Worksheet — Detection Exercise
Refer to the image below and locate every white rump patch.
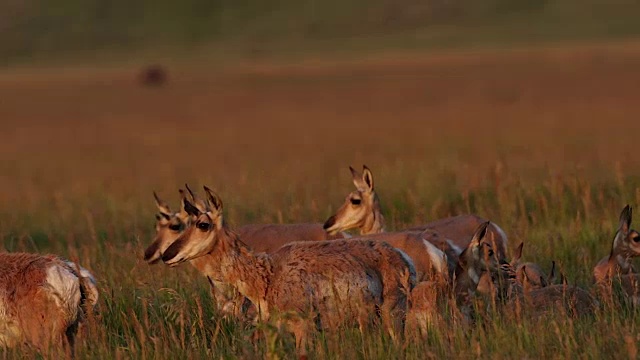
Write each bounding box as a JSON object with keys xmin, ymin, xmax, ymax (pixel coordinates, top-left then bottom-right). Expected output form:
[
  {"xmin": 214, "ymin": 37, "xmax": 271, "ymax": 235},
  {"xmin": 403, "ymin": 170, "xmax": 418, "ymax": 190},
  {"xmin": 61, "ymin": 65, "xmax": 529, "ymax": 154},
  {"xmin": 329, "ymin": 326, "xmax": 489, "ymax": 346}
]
[
  {"xmin": 46, "ymin": 264, "xmax": 82, "ymax": 320},
  {"xmin": 422, "ymin": 239, "xmax": 448, "ymax": 275},
  {"xmin": 65, "ymin": 261, "xmax": 99, "ymax": 306},
  {"xmin": 445, "ymin": 239, "xmax": 464, "ymax": 256}
]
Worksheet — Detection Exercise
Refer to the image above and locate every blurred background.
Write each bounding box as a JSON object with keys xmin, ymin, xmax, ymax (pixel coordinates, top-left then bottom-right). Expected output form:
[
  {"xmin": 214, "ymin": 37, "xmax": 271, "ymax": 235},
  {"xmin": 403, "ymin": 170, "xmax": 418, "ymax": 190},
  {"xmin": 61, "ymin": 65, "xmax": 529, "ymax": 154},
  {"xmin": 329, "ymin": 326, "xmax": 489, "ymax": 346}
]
[
  {"xmin": 1, "ymin": 1, "xmax": 640, "ymax": 357},
  {"xmin": 2, "ymin": 0, "xmax": 640, "ymax": 65},
  {"xmin": 1, "ymin": 0, "xmax": 640, "ymax": 247}
]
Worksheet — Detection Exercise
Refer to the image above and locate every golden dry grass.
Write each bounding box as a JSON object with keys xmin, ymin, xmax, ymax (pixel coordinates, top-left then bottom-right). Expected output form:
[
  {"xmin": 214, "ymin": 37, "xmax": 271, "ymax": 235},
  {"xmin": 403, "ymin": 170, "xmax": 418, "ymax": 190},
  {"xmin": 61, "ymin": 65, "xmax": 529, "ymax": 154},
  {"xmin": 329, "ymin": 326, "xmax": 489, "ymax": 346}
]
[{"xmin": 1, "ymin": 41, "xmax": 640, "ymax": 358}]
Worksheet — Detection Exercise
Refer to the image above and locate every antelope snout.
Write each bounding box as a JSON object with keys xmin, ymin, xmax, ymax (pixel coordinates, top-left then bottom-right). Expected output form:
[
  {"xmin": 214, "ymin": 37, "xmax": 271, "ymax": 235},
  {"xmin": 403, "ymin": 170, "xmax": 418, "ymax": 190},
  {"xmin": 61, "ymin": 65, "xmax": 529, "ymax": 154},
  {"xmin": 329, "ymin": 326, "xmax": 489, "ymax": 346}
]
[
  {"xmin": 323, "ymin": 215, "xmax": 337, "ymax": 232},
  {"xmin": 143, "ymin": 243, "xmax": 161, "ymax": 264},
  {"xmin": 161, "ymin": 245, "xmax": 184, "ymax": 266}
]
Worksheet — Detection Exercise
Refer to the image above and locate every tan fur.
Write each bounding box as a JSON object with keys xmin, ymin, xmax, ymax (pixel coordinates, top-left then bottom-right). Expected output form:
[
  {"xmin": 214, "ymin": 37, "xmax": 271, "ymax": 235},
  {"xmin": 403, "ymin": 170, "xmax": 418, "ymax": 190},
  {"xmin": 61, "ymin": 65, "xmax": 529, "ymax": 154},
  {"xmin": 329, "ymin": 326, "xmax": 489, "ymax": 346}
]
[
  {"xmin": 0, "ymin": 252, "xmax": 97, "ymax": 353},
  {"xmin": 324, "ymin": 165, "xmax": 508, "ymax": 260},
  {"xmin": 518, "ymin": 285, "xmax": 597, "ymax": 318},
  {"xmin": 597, "ymin": 273, "xmax": 640, "ymax": 307},
  {"xmin": 405, "ymin": 281, "xmax": 441, "ymax": 338},
  {"xmin": 408, "ymin": 222, "xmax": 501, "ymax": 330},
  {"xmin": 499, "ymin": 262, "xmax": 597, "ymax": 318},
  {"xmin": 161, "ymin": 187, "xmax": 414, "ymax": 355},
  {"xmin": 238, "ymin": 223, "xmax": 343, "ymax": 253},
  {"xmin": 593, "ymin": 205, "xmax": 640, "ymax": 284},
  {"xmin": 144, "ymin": 191, "xmax": 343, "ymax": 319},
  {"xmin": 323, "ymin": 165, "xmax": 508, "ymax": 295},
  {"xmin": 510, "ymin": 242, "xmax": 554, "ymax": 292}
]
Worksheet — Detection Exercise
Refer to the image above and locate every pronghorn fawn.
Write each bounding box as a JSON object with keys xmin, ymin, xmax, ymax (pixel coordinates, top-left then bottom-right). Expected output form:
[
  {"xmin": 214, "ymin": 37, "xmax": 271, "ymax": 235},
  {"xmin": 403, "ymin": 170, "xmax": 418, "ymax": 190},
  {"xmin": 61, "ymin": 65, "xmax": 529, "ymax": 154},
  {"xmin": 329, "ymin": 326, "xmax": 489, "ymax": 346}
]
[
  {"xmin": 323, "ymin": 165, "xmax": 508, "ymax": 289},
  {"xmin": 143, "ymin": 187, "xmax": 347, "ymax": 318},
  {"xmin": 161, "ymin": 187, "xmax": 415, "ymax": 356},
  {"xmin": 407, "ymin": 222, "xmax": 504, "ymax": 333},
  {"xmin": 593, "ymin": 205, "xmax": 640, "ymax": 283},
  {"xmin": 593, "ymin": 205, "xmax": 640, "ymax": 306},
  {"xmin": 498, "ymin": 262, "xmax": 598, "ymax": 318},
  {"xmin": 0, "ymin": 252, "xmax": 98, "ymax": 354},
  {"xmin": 509, "ymin": 242, "xmax": 556, "ymax": 292}
]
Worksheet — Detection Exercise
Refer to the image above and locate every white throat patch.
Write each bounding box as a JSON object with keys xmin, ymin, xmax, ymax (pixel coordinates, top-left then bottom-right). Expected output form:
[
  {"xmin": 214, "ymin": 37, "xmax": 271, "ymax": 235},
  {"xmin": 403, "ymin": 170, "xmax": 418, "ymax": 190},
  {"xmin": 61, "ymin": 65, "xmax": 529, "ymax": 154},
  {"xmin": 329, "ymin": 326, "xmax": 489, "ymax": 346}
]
[
  {"xmin": 467, "ymin": 268, "xmax": 481, "ymax": 285},
  {"xmin": 617, "ymin": 255, "xmax": 631, "ymax": 270}
]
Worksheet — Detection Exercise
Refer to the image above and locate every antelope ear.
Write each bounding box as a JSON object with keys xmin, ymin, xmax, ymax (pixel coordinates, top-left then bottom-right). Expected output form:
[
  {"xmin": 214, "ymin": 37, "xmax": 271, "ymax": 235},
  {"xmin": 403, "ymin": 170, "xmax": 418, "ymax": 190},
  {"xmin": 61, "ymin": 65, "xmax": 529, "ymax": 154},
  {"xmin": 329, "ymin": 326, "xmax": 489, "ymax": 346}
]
[
  {"xmin": 178, "ymin": 189, "xmax": 190, "ymax": 217},
  {"xmin": 547, "ymin": 260, "xmax": 557, "ymax": 285},
  {"xmin": 183, "ymin": 197, "xmax": 201, "ymax": 217},
  {"xmin": 155, "ymin": 212, "xmax": 170, "ymax": 221},
  {"xmin": 511, "ymin": 242, "xmax": 524, "ymax": 266},
  {"xmin": 619, "ymin": 204, "xmax": 632, "ymax": 235},
  {"xmin": 470, "ymin": 221, "xmax": 490, "ymax": 247},
  {"xmin": 153, "ymin": 191, "xmax": 172, "ymax": 216},
  {"xmin": 560, "ymin": 271, "xmax": 568, "ymax": 286},
  {"xmin": 361, "ymin": 165, "xmax": 374, "ymax": 192},
  {"xmin": 204, "ymin": 186, "xmax": 223, "ymax": 213},
  {"xmin": 185, "ymin": 183, "xmax": 197, "ymax": 202},
  {"xmin": 186, "ymin": 183, "xmax": 209, "ymax": 212},
  {"xmin": 538, "ymin": 275, "xmax": 547, "ymax": 287}
]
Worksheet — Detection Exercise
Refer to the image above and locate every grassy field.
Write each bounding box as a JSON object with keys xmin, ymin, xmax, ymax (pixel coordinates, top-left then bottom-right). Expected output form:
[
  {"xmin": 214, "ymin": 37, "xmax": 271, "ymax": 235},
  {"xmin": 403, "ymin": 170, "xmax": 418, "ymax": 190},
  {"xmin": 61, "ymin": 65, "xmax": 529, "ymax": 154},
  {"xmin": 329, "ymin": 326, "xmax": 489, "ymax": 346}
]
[{"xmin": 1, "ymin": 41, "xmax": 640, "ymax": 358}]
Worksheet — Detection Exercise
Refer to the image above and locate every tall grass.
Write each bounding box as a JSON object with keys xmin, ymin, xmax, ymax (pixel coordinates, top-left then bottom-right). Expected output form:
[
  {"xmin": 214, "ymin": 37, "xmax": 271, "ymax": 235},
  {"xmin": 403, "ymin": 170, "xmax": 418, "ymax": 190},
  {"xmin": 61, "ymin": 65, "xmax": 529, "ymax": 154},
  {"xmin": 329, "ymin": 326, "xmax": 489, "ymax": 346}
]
[{"xmin": 1, "ymin": 43, "xmax": 640, "ymax": 358}]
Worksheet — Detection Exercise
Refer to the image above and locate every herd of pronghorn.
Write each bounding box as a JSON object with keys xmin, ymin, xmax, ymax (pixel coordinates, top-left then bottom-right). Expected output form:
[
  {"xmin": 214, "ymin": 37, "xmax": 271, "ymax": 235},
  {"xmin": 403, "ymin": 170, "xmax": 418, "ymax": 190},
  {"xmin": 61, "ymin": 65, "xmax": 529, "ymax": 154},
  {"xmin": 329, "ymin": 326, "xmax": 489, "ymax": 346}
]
[{"xmin": 1, "ymin": 166, "xmax": 639, "ymax": 356}]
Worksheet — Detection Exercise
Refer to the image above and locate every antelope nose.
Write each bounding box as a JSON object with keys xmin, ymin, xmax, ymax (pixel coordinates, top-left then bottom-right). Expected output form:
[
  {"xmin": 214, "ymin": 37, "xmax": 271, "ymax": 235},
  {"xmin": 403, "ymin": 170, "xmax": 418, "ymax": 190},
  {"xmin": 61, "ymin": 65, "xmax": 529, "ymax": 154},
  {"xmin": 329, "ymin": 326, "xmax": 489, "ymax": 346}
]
[{"xmin": 323, "ymin": 216, "xmax": 336, "ymax": 230}]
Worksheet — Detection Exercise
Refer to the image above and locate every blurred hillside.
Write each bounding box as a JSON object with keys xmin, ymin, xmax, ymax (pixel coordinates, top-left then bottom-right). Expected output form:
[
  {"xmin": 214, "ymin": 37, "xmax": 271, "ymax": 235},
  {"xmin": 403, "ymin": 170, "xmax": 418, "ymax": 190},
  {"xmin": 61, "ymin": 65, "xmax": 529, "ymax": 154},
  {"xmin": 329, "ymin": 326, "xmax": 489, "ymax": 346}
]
[{"xmin": 2, "ymin": 0, "xmax": 640, "ymax": 65}]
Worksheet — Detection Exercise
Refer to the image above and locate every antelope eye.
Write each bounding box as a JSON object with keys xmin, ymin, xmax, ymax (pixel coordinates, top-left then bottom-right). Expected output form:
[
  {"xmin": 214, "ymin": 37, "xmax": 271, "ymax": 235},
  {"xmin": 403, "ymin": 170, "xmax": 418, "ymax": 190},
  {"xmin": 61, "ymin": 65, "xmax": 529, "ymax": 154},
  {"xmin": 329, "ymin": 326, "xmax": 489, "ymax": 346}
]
[
  {"xmin": 197, "ymin": 222, "xmax": 211, "ymax": 231},
  {"xmin": 350, "ymin": 198, "xmax": 362, "ymax": 205},
  {"xmin": 168, "ymin": 223, "xmax": 182, "ymax": 231},
  {"xmin": 488, "ymin": 249, "xmax": 494, "ymax": 257},
  {"xmin": 633, "ymin": 236, "xmax": 640, "ymax": 243}
]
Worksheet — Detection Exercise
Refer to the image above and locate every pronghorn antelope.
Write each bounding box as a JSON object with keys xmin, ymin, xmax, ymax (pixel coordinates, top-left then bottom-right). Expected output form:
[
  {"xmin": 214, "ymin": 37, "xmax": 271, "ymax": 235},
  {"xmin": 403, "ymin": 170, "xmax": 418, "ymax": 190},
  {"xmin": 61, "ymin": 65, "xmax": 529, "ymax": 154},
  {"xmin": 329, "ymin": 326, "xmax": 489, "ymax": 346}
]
[
  {"xmin": 0, "ymin": 252, "xmax": 98, "ymax": 352},
  {"xmin": 323, "ymin": 165, "xmax": 509, "ymax": 260},
  {"xmin": 407, "ymin": 222, "xmax": 504, "ymax": 331},
  {"xmin": 143, "ymin": 188, "xmax": 346, "ymax": 318},
  {"xmin": 510, "ymin": 242, "xmax": 556, "ymax": 292},
  {"xmin": 592, "ymin": 205, "xmax": 640, "ymax": 306},
  {"xmin": 160, "ymin": 187, "xmax": 415, "ymax": 355},
  {"xmin": 144, "ymin": 190, "xmax": 244, "ymax": 317},
  {"xmin": 323, "ymin": 165, "xmax": 507, "ymax": 291},
  {"xmin": 593, "ymin": 205, "xmax": 640, "ymax": 283},
  {"xmin": 498, "ymin": 262, "xmax": 597, "ymax": 318},
  {"xmin": 144, "ymin": 189, "xmax": 343, "ymax": 265}
]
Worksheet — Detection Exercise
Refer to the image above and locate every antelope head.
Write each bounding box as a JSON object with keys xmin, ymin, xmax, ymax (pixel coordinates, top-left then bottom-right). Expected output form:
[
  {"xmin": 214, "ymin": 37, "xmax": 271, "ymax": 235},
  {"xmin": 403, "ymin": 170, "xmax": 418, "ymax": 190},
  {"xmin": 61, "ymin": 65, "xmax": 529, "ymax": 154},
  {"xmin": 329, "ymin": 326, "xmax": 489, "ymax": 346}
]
[
  {"xmin": 143, "ymin": 190, "xmax": 191, "ymax": 264},
  {"xmin": 607, "ymin": 205, "xmax": 640, "ymax": 270},
  {"xmin": 162, "ymin": 186, "xmax": 226, "ymax": 266},
  {"xmin": 323, "ymin": 165, "xmax": 384, "ymax": 235},
  {"xmin": 457, "ymin": 221, "xmax": 506, "ymax": 291},
  {"xmin": 510, "ymin": 242, "xmax": 553, "ymax": 290}
]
